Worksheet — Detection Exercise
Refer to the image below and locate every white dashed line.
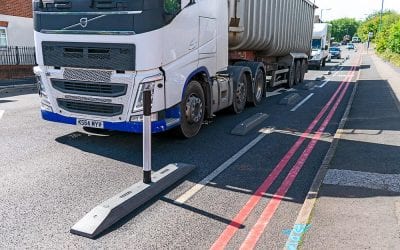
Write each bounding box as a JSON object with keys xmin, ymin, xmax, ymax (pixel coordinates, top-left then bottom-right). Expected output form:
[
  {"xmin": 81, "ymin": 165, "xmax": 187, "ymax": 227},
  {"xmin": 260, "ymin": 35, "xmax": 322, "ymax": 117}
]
[
  {"xmin": 317, "ymin": 80, "xmax": 330, "ymax": 88},
  {"xmin": 0, "ymin": 110, "xmax": 4, "ymax": 120},
  {"xmin": 290, "ymin": 93, "xmax": 314, "ymax": 112},
  {"xmin": 174, "ymin": 130, "xmax": 271, "ymax": 204}
]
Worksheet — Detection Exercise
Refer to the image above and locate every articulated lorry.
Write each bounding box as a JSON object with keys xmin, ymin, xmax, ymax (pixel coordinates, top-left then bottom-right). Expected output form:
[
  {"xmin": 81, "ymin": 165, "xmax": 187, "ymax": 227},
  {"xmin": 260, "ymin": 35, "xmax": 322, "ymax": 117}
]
[{"xmin": 33, "ymin": 0, "xmax": 315, "ymax": 138}]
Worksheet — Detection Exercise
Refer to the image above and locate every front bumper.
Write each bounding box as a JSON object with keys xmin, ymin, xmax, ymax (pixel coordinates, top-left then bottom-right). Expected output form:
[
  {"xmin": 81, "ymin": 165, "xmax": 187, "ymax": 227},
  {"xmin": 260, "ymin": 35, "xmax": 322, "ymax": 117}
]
[{"xmin": 41, "ymin": 110, "xmax": 180, "ymax": 133}]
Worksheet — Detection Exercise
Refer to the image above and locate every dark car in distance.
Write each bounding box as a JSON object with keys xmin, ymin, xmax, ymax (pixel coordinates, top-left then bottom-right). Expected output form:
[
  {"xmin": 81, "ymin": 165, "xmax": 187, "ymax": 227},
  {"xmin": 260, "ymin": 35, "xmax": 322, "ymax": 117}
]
[
  {"xmin": 329, "ymin": 47, "xmax": 342, "ymax": 59},
  {"xmin": 347, "ymin": 43, "xmax": 355, "ymax": 50}
]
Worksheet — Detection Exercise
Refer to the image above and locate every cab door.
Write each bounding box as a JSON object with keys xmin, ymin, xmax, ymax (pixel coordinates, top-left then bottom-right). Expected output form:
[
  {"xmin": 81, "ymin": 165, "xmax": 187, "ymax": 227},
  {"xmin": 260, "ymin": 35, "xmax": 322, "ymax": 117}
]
[
  {"xmin": 162, "ymin": 0, "xmax": 199, "ymax": 66},
  {"xmin": 162, "ymin": 0, "xmax": 200, "ymax": 108}
]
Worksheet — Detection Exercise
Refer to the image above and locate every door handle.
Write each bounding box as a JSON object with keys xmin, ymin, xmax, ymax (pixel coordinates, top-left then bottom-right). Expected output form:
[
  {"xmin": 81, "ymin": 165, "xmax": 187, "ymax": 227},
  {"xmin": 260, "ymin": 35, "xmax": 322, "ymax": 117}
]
[{"xmin": 189, "ymin": 40, "xmax": 197, "ymax": 51}]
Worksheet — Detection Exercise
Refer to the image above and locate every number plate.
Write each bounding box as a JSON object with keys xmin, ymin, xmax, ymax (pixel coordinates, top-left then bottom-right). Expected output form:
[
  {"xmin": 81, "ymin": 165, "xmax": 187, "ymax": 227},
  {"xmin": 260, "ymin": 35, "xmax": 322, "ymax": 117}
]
[{"xmin": 77, "ymin": 119, "xmax": 104, "ymax": 129}]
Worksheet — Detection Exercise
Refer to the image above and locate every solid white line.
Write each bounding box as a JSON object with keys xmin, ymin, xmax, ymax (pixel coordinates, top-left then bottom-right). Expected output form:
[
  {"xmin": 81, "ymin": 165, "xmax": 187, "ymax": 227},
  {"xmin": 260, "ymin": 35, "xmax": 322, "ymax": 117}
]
[
  {"xmin": 0, "ymin": 110, "xmax": 4, "ymax": 120},
  {"xmin": 290, "ymin": 93, "xmax": 314, "ymax": 112},
  {"xmin": 317, "ymin": 80, "xmax": 330, "ymax": 88},
  {"xmin": 324, "ymin": 169, "xmax": 400, "ymax": 193},
  {"xmin": 174, "ymin": 133, "xmax": 267, "ymax": 204}
]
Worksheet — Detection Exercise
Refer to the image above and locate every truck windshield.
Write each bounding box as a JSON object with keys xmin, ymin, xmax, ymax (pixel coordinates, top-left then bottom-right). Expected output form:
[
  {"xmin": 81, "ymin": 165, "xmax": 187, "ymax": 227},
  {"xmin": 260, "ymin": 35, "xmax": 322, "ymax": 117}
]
[{"xmin": 312, "ymin": 39, "xmax": 322, "ymax": 50}]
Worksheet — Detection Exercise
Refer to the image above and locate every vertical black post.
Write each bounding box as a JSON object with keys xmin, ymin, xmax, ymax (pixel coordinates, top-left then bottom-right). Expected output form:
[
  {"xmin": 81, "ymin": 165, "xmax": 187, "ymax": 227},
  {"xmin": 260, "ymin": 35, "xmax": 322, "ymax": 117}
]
[
  {"xmin": 15, "ymin": 46, "xmax": 20, "ymax": 65},
  {"xmin": 143, "ymin": 85, "xmax": 152, "ymax": 184}
]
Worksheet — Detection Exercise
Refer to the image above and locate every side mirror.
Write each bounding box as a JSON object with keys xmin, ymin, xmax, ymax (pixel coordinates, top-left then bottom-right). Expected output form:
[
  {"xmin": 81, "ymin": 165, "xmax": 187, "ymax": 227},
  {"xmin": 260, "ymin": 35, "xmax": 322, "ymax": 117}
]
[{"xmin": 164, "ymin": 0, "xmax": 181, "ymax": 15}]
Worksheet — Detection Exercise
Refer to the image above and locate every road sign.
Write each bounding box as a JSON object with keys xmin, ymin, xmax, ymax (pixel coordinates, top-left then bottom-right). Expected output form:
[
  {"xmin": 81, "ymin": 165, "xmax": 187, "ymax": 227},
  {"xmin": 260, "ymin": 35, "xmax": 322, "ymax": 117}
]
[{"xmin": 368, "ymin": 32, "xmax": 374, "ymax": 38}]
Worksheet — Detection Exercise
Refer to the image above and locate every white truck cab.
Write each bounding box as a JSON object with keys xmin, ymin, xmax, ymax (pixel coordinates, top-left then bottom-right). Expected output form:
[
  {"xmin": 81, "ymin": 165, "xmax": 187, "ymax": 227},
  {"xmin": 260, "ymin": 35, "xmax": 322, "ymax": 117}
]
[{"xmin": 33, "ymin": 0, "xmax": 315, "ymax": 138}]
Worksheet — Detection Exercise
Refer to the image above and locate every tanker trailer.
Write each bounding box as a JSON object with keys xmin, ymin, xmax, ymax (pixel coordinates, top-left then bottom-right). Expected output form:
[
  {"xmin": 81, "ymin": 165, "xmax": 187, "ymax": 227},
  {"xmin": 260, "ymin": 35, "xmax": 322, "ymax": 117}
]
[
  {"xmin": 229, "ymin": 0, "xmax": 315, "ymax": 89},
  {"xmin": 33, "ymin": 0, "xmax": 315, "ymax": 138}
]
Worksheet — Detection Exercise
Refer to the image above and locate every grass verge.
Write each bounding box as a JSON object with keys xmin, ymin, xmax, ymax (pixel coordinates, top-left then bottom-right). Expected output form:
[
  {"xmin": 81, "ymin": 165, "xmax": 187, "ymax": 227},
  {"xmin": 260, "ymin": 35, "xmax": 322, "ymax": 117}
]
[{"xmin": 377, "ymin": 49, "xmax": 400, "ymax": 67}]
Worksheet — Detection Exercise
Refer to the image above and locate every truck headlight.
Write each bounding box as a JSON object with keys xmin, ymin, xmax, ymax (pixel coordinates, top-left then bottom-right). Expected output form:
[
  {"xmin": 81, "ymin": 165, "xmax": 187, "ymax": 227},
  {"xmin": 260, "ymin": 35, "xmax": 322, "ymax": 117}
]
[
  {"xmin": 35, "ymin": 74, "xmax": 47, "ymax": 97},
  {"xmin": 133, "ymin": 74, "xmax": 163, "ymax": 112}
]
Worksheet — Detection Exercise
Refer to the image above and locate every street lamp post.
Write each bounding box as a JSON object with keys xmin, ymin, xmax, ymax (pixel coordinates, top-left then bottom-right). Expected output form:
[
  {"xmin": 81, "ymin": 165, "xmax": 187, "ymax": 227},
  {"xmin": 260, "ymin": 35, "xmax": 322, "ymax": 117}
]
[
  {"xmin": 320, "ymin": 8, "xmax": 331, "ymax": 22},
  {"xmin": 379, "ymin": 0, "xmax": 384, "ymax": 31}
]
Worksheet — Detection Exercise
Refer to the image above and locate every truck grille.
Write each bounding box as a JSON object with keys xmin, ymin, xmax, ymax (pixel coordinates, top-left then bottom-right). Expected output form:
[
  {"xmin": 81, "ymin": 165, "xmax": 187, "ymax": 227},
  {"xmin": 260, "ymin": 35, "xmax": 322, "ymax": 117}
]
[
  {"xmin": 64, "ymin": 68, "xmax": 112, "ymax": 83},
  {"xmin": 57, "ymin": 99, "xmax": 123, "ymax": 117},
  {"xmin": 52, "ymin": 80, "xmax": 127, "ymax": 97}
]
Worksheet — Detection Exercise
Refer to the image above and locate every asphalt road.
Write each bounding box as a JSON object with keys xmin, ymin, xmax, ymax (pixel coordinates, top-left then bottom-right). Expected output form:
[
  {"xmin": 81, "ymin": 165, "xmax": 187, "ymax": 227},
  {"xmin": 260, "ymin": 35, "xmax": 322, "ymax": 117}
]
[{"xmin": 0, "ymin": 47, "xmax": 360, "ymax": 249}]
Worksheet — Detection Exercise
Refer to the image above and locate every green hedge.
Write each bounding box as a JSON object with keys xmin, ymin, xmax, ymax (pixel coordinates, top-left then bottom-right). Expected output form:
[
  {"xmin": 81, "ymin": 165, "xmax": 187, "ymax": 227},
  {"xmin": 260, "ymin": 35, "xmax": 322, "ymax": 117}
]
[{"xmin": 358, "ymin": 11, "xmax": 400, "ymax": 66}]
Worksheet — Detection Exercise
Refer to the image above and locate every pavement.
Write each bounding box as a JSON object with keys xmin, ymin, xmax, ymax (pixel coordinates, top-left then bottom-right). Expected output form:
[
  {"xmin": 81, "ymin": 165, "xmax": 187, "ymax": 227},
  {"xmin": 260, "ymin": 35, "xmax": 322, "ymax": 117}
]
[
  {"xmin": 301, "ymin": 49, "xmax": 400, "ymax": 249},
  {"xmin": 0, "ymin": 48, "xmax": 368, "ymax": 249}
]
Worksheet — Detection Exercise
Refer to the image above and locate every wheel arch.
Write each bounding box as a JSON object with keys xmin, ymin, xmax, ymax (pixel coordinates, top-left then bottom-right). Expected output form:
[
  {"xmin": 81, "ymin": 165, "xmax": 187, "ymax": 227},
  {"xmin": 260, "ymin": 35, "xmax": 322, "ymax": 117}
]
[{"xmin": 182, "ymin": 67, "xmax": 213, "ymax": 119}]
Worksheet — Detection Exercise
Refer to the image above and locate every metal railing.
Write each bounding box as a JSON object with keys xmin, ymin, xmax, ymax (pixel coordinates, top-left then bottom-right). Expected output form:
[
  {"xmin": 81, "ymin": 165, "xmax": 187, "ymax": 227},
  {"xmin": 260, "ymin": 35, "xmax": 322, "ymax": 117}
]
[{"xmin": 0, "ymin": 46, "xmax": 36, "ymax": 65}]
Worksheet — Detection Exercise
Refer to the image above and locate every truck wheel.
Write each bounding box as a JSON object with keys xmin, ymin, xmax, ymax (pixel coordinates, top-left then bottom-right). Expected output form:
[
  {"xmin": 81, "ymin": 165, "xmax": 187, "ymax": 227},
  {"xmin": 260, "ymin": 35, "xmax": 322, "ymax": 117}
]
[
  {"xmin": 178, "ymin": 80, "xmax": 205, "ymax": 138},
  {"xmin": 300, "ymin": 60, "xmax": 307, "ymax": 83},
  {"xmin": 295, "ymin": 60, "xmax": 301, "ymax": 85},
  {"xmin": 286, "ymin": 63, "xmax": 295, "ymax": 88},
  {"xmin": 252, "ymin": 68, "xmax": 266, "ymax": 106},
  {"xmin": 316, "ymin": 61, "xmax": 321, "ymax": 70},
  {"xmin": 231, "ymin": 71, "xmax": 248, "ymax": 114}
]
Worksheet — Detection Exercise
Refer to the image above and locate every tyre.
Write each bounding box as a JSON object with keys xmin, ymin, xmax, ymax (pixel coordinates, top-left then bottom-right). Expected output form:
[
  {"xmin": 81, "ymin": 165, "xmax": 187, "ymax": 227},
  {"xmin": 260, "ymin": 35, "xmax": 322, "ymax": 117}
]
[
  {"xmin": 316, "ymin": 61, "xmax": 322, "ymax": 70},
  {"xmin": 231, "ymin": 70, "xmax": 248, "ymax": 114},
  {"xmin": 233, "ymin": 61, "xmax": 265, "ymax": 107},
  {"xmin": 178, "ymin": 80, "xmax": 205, "ymax": 138},
  {"xmin": 294, "ymin": 60, "xmax": 301, "ymax": 85},
  {"xmin": 286, "ymin": 62, "xmax": 295, "ymax": 88},
  {"xmin": 252, "ymin": 68, "xmax": 266, "ymax": 106},
  {"xmin": 300, "ymin": 59, "xmax": 307, "ymax": 83}
]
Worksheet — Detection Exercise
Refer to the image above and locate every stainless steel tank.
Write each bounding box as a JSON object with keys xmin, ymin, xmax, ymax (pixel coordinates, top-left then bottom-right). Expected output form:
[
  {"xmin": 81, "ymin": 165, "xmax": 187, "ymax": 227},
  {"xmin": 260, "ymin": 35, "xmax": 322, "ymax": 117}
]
[{"xmin": 228, "ymin": 0, "xmax": 315, "ymax": 57}]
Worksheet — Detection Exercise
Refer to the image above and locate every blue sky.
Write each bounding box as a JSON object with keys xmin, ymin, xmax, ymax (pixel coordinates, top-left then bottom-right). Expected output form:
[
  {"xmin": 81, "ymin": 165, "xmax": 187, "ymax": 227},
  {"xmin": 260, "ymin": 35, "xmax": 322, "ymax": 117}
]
[{"xmin": 313, "ymin": 0, "xmax": 400, "ymax": 21}]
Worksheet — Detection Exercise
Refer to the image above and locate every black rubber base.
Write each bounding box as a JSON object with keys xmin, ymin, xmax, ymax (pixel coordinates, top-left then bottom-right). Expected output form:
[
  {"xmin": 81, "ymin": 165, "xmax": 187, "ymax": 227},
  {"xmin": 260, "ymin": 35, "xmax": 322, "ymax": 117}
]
[
  {"xmin": 143, "ymin": 170, "xmax": 152, "ymax": 184},
  {"xmin": 70, "ymin": 163, "xmax": 196, "ymax": 239}
]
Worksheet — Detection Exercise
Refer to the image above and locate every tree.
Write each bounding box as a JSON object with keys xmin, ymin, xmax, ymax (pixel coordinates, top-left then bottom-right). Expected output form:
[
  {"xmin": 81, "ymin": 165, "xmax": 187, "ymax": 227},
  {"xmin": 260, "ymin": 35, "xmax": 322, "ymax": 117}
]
[
  {"xmin": 388, "ymin": 20, "xmax": 400, "ymax": 54},
  {"xmin": 357, "ymin": 10, "xmax": 398, "ymax": 42},
  {"xmin": 358, "ymin": 10, "xmax": 400, "ymax": 66},
  {"xmin": 375, "ymin": 13, "xmax": 400, "ymax": 52},
  {"xmin": 329, "ymin": 18, "xmax": 360, "ymax": 42}
]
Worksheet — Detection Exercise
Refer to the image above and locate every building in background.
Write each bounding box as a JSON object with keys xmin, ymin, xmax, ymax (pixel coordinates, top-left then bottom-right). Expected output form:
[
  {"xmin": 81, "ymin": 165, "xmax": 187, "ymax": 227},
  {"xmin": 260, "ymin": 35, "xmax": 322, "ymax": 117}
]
[
  {"xmin": 0, "ymin": 1, "xmax": 35, "ymax": 81},
  {"xmin": 0, "ymin": 0, "xmax": 33, "ymax": 47}
]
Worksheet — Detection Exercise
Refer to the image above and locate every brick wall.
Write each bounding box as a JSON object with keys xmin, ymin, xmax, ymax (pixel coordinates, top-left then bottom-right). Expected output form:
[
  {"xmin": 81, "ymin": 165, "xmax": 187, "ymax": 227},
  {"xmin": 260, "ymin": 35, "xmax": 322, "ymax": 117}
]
[
  {"xmin": 0, "ymin": 65, "xmax": 34, "ymax": 80},
  {"xmin": 0, "ymin": 0, "xmax": 33, "ymax": 18}
]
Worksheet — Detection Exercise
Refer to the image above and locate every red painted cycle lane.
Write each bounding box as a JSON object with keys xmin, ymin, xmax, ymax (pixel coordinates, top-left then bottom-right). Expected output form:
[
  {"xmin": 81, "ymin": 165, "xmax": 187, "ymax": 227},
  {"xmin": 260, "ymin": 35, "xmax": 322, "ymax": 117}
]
[{"xmin": 210, "ymin": 65, "xmax": 356, "ymax": 250}]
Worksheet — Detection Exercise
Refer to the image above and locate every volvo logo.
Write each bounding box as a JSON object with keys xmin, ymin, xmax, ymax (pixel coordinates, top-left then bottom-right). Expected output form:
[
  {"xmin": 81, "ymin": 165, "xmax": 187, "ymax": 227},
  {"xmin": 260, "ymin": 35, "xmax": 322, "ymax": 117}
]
[
  {"xmin": 79, "ymin": 18, "xmax": 88, "ymax": 28},
  {"xmin": 62, "ymin": 15, "xmax": 106, "ymax": 30}
]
